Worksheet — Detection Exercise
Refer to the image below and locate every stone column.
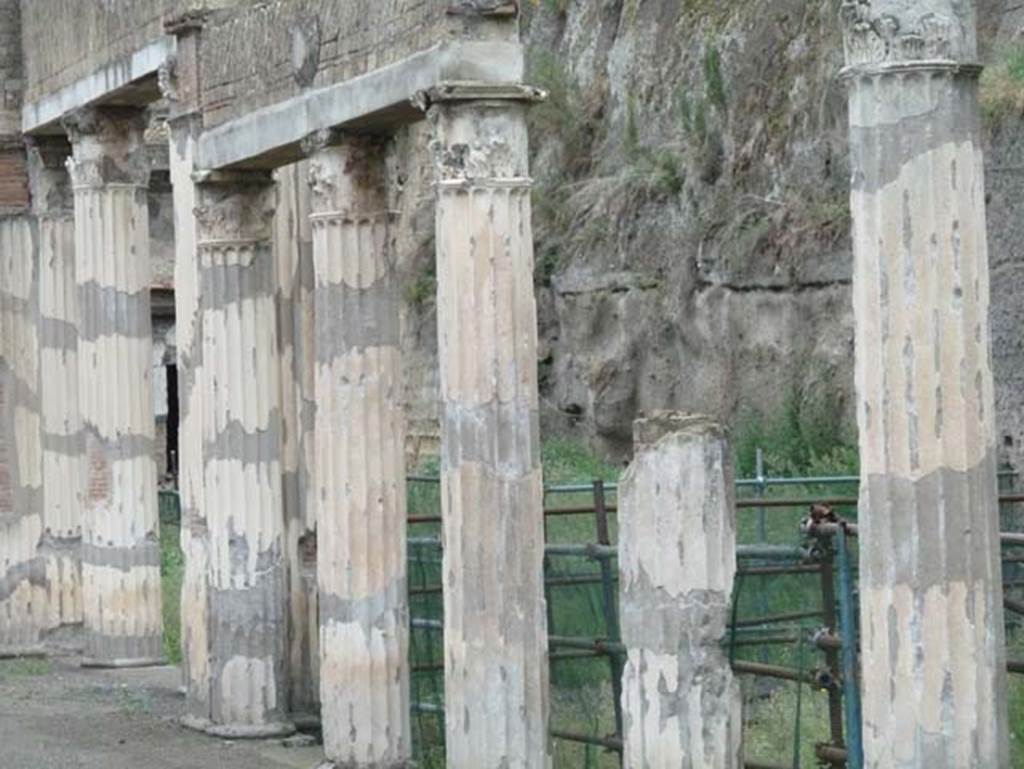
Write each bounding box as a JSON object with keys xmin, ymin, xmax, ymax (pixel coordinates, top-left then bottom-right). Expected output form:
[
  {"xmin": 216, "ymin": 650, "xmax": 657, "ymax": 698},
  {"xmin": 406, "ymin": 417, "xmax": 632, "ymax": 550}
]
[
  {"xmin": 29, "ymin": 137, "xmax": 83, "ymax": 645},
  {"xmin": 0, "ymin": 187, "xmax": 44, "ymax": 655},
  {"xmin": 274, "ymin": 159, "xmax": 319, "ymax": 718},
  {"xmin": 193, "ymin": 171, "xmax": 293, "ymax": 738},
  {"xmin": 618, "ymin": 413, "xmax": 741, "ymax": 769},
  {"xmin": 64, "ymin": 108, "xmax": 163, "ymax": 668},
  {"xmin": 307, "ymin": 133, "xmax": 410, "ymax": 767},
  {"xmin": 424, "ymin": 84, "xmax": 551, "ymax": 769},
  {"xmin": 840, "ymin": 2, "xmax": 1009, "ymax": 766},
  {"xmin": 168, "ymin": 111, "xmax": 211, "ymax": 722}
]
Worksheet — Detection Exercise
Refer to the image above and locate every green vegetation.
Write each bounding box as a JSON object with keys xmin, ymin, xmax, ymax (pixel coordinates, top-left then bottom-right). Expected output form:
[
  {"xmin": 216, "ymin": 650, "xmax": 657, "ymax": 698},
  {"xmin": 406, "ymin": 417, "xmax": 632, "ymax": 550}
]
[
  {"xmin": 160, "ymin": 521, "xmax": 184, "ymax": 666},
  {"xmin": 404, "ymin": 258, "xmax": 437, "ymax": 310},
  {"xmin": 734, "ymin": 392, "xmax": 858, "ymax": 479},
  {"xmin": 980, "ymin": 45, "xmax": 1024, "ymax": 126},
  {"xmin": 0, "ymin": 657, "xmax": 52, "ymax": 678}
]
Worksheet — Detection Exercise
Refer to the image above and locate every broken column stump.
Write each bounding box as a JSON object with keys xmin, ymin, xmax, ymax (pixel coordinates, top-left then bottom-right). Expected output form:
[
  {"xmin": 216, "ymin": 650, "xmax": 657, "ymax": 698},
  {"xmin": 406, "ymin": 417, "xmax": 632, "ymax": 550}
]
[
  {"xmin": 619, "ymin": 413, "xmax": 742, "ymax": 769},
  {"xmin": 841, "ymin": 1, "xmax": 1010, "ymax": 765}
]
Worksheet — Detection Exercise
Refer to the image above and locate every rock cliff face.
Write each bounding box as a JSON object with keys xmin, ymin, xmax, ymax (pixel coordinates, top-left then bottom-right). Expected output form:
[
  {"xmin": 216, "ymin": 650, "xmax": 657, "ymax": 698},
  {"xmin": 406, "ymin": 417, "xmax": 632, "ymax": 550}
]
[
  {"xmin": 485, "ymin": 0, "xmax": 1024, "ymax": 465},
  {"xmin": 388, "ymin": 1, "xmax": 1023, "ymax": 465}
]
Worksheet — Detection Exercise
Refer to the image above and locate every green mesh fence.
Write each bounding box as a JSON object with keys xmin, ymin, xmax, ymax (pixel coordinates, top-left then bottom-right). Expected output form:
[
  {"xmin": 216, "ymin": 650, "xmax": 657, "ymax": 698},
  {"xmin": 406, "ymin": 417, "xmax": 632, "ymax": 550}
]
[{"xmin": 157, "ymin": 470, "xmax": 1024, "ymax": 769}]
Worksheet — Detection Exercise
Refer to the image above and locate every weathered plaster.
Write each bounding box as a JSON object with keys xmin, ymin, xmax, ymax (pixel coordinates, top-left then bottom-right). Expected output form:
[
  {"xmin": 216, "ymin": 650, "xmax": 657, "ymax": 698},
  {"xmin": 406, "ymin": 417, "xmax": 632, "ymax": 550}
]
[
  {"xmin": 842, "ymin": 1, "xmax": 1009, "ymax": 765},
  {"xmin": 310, "ymin": 136, "xmax": 411, "ymax": 767},
  {"xmin": 427, "ymin": 90, "xmax": 551, "ymax": 769},
  {"xmin": 66, "ymin": 107, "xmax": 163, "ymax": 668},
  {"xmin": 191, "ymin": 171, "xmax": 294, "ymax": 737},
  {"xmin": 619, "ymin": 413, "xmax": 742, "ymax": 769}
]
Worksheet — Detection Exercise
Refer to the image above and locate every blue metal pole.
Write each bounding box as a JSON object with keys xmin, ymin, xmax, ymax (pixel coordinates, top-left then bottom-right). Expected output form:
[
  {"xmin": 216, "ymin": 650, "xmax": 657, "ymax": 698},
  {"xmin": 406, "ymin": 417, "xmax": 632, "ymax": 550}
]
[{"xmin": 835, "ymin": 528, "xmax": 864, "ymax": 769}]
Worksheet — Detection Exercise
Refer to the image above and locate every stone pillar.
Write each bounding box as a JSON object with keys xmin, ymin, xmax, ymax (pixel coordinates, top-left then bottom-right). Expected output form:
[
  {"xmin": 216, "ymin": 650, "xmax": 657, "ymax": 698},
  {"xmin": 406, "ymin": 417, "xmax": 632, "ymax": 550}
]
[
  {"xmin": 424, "ymin": 85, "xmax": 551, "ymax": 769},
  {"xmin": 64, "ymin": 108, "xmax": 163, "ymax": 668},
  {"xmin": 618, "ymin": 413, "xmax": 741, "ymax": 769},
  {"xmin": 29, "ymin": 137, "xmax": 83, "ymax": 645},
  {"xmin": 168, "ymin": 111, "xmax": 211, "ymax": 721},
  {"xmin": 193, "ymin": 171, "xmax": 293, "ymax": 738},
  {"xmin": 0, "ymin": 190, "xmax": 44, "ymax": 655},
  {"xmin": 307, "ymin": 133, "xmax": 410, "ymax": 767},
  {"xmin": 840, "ymin": 2, "xmax": 1009, "ymax": 766},
  {"xmin": 274, "ymin": 159, "xmax": 319, "ymax": 718}
]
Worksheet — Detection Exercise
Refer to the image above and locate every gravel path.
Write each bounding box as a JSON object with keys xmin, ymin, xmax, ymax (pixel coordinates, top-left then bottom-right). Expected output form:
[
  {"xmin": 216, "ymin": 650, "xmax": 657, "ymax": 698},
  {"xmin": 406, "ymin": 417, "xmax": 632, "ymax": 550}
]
[{"xmin": 0, "ymin": 657, "xmax": 324, "ymax": 769}]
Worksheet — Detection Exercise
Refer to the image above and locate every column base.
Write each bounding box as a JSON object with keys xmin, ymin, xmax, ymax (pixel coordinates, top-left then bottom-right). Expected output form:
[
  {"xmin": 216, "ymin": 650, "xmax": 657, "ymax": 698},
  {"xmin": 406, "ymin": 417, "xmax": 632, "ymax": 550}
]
[
  {"xmin": 80, "ymin": 656, "xmax": 168, "ymax": 669},
  {"xmin": 0, "ymin": 646, "xmax": 47, "ymax": 659},
  {"xmin": 312, "ymin": 761, "xmax": 417, "ymax": 769},
  {"xmin": 181, "ymin": 714, "xmax": 297, "ymax": 740}
]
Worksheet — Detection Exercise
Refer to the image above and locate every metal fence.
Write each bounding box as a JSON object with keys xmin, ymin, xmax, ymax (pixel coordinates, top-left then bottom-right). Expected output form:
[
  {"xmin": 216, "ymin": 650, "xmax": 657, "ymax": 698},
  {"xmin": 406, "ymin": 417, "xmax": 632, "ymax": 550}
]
[{"xmin": 157, "ymin": 468, "xmax": 1023, "ymax": 769}]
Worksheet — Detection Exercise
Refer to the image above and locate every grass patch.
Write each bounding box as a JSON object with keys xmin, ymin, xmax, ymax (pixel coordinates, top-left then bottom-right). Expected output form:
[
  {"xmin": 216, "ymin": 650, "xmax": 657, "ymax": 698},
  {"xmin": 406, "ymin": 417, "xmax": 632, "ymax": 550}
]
[
  {"xmin": 0, "ymin": 657, "xmax": 52, "ymax": 678},
  {"xmin": 981, "ymin": 45, "xmax": 1024, "ymax": 126},
  {"xmin": 160, "ymin": 521, "xmax": 183, "ymax": 666}
]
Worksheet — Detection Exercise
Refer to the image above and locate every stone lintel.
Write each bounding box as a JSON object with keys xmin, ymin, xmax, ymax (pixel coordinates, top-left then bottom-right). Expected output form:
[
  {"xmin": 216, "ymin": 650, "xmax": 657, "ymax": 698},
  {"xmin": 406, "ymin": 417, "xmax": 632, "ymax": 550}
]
[
  {"xmin": 192, "ymin": 169, "xmax": 275, "ymax": 187},
  {"xmin": 195, "ymin": 40, "xmax": 524, "ymax": 171},
  {"xmin": 22, "ymin": 38, "xmax": 174, "ymax": 136}
]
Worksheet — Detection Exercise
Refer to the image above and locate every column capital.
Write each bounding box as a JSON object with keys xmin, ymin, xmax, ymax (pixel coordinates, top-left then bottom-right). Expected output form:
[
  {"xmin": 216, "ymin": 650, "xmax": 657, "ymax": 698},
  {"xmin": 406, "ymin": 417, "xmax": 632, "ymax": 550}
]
[
  {"xmin": 194, "ymin": 170, "xmax": 276, "ymax": 246},
  {"xmin": 839, "ymin": 0, "xmax": 980, "ymax": 74},
  {"xmin": 424, "ymin": 85, "xmax": 542, "ymax": 183},
  {"xmin": 62, "ymin": 107, "xmax": 149, "ymax": 188},
  {"xmin": 304, "ymin": 134, "xmax": 389, "ymax": 217},
  {"xmin": 25, "ymin": 136, "xmax": 73, "ymax": 217}
]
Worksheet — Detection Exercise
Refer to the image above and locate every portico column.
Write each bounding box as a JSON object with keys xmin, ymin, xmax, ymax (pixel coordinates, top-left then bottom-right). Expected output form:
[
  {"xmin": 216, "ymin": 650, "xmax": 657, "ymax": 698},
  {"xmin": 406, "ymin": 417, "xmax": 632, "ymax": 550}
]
[
  {"xmin": 840, "ymin": 2, "xmax": 1009, "ymax": 766},
  {"xmin": 64, "ymin": 107, "xmax": 163, "ymax": 668},
  {"xmin": 424, "ymin": 84, "xmax": 552, "ymax": 769},
  {"xmin": 192, "ymin": 170, "xmax": 293, "ymax": 738},
  {"xmin": 0, "ymin": 143, "xmax": 43, "ymax": 654},
  {"xmin": 307, "ymin": 132, "xmax": 411, "ymax": 768},
  {"xmin": 29, "ymin": 137, "xmax": 82, "ymax": 644}
]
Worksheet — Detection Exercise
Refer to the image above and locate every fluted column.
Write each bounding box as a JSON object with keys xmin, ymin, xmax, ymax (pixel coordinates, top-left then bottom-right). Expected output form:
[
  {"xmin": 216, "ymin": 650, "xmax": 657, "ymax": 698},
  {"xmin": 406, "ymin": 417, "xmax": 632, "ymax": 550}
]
[
  {"xmin": 64, "ymin": 108, "xmax": 163, "ymax": 668},
  {"xmin": 29, "ymin": 137, "xmax": 82, "ymax": 645},
  {"xmin": 424, "ymin": 84, "xmax": 551, "ymax": 769},
  {"xmin": 275, "ymin": 159, "xmax": 319, "ymax": 717},
  {"xmin": 619, "ymin": 413, "xmax": 741, "ymax": 769},
  {"xmin": 168, "ymin": 112, "xmax": 210, "ymax": 721},
  {"xmin": 841, "ymin": 2, "xmax": 1009, "ymax": 766},
  {"xmin": 308, "ymin": 133, "xmax": 410, "ymax": 767},
  {"xmin": 0, "ymin": 204, "xmax": 44, "ymax": 654},
  {"xmin": 193, "ymin": 170, "xmax": 293, "ymax": 738}
]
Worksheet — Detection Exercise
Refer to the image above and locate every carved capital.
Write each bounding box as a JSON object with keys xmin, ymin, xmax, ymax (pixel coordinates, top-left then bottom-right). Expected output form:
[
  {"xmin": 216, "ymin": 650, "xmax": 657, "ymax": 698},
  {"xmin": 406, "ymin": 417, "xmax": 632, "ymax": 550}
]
[
  {"xmin": 193, "ymin": 171, "xmax": 276, "ymax": 245},
  {"xmin": 62, "ymin": 107, "xmax": 150, "ymax": 188},
  {"xmin": 840, "ymin": 0, "xmax": 977, "ymax": 70},
  {"xmin": 25, "ymin": 137, "xmax": 73, "ymax": 216},
  {"xmin": 305, "ymin": 135, "xmax": 388, "ymax": 216}
]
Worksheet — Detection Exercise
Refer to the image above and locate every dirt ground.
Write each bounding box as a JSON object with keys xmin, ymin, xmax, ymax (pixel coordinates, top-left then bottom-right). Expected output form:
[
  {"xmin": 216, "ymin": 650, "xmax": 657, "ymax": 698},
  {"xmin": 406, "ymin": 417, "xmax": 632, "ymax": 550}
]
[{"xmin": 0, "ymin": 656, "xmax": 325, "ymax": 769}]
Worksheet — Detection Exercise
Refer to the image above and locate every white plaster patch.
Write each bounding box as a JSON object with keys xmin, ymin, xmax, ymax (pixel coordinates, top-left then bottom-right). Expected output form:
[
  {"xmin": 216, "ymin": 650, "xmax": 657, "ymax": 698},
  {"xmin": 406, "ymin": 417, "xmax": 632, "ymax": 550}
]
[{"xmin": 219, "ymin": 654, "xmax": 278, "ymax": 726}]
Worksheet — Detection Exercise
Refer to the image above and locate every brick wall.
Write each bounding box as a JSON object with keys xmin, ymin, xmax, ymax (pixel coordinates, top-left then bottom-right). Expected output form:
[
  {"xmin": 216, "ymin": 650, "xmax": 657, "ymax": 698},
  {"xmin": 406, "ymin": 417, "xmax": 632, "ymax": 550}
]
[
  {"xmin": 20, "ymin": 0, "xmax": 190, "ymax": 104},
  {"xmin": 197, "ymin": 0, "xmax": 514, "ymax": 129},
  {"xmin": 0, "ymin": 148, "xmax": 28, "ymax": 209}
]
